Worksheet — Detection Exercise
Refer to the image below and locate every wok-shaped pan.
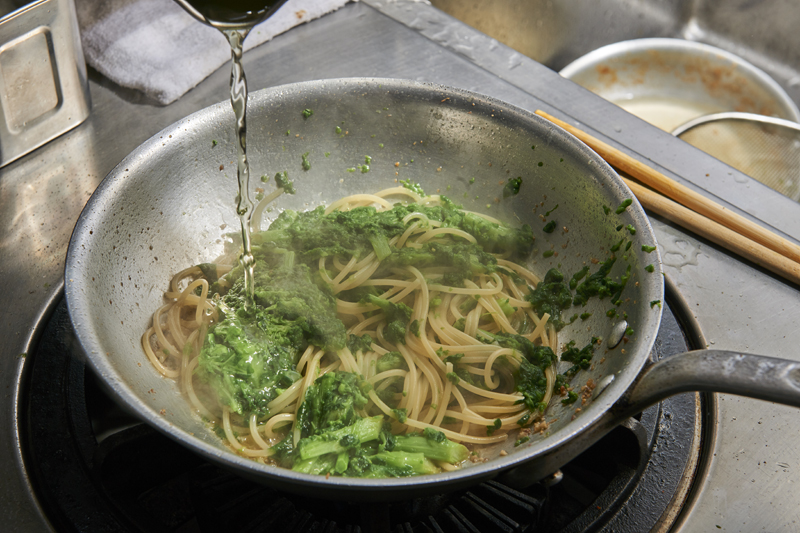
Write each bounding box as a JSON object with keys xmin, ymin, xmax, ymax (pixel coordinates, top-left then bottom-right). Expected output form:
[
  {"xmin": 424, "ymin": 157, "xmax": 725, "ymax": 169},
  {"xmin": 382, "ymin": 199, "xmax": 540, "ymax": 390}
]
[{"xmin": 65, "ymin": 78, "xmax": 800, "ymax": 501}]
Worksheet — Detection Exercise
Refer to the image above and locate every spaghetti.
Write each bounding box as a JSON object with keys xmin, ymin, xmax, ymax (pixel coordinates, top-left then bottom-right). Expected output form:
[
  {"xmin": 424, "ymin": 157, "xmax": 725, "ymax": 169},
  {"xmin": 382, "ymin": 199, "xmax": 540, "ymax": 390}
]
[{"xmin": 142, "ymin": 187, "xmax": 558, "ymax": 471}]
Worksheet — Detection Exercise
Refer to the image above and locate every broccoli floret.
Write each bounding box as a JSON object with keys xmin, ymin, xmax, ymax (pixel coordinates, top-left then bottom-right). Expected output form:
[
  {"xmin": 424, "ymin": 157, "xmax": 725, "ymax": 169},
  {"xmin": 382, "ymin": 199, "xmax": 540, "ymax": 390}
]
[
  {"xmin": 296, "ymin": 416, "xmax": 384, "ymax": 460},
  {"xmin": 197, "ymin": 299, "xmax": 303, "ymax": 418},
  {"xmin": 372, "ymin": 451, "xmax": 439, "ymax": 475},
  {"xmin": 393, "ymin": 429, "xmax": 469, "ymax": 463},
  {"xmin": 376, "ymin": 351, "xmax": 408, "ymax": 373},
  {"xmin": 361, "ymin": 294, "xmax": 413, "ymax": 345},
  {"xmin": 378, "ymin": 241, "xmax": 498, "ymax": 287},
  {"xmin": 295, "ymin": 372, "xmax": 372, "ymax": 437},
  {"xmin": 347, "ymin": 333, "xmax": 374, "ymax": 354}
]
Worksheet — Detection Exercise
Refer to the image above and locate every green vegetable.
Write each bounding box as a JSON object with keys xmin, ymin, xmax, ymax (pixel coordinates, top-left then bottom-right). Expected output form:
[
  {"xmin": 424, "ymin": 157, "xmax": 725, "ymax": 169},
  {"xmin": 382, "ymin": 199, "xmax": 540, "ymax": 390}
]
[
  {"xmin": 561, "ymin": 338, "xmax": 598, "ymax": 377},
  {"xmin": 645, "ymin": 264, "xmax": 655, "ymax": 272},
  {"xmin": 302, "ymin": 108, "xmax": 313, "ymax": 118},
  {"xmin": 295, "ymin": 371, "xmax": 372, "ymax": 437},
  {"xmin": 525, "ymin": 268, "xmax": 573, "ymax": 330},
  {"xmin": 561, "ymin": 390, "xmax": 579, "ymax": 404},
  {"xmin": 376, "ymin": 351, "xmax": 408, "ymax": 373},
  {"xmin": 626, "ymin": 224, "xmax": 636, "ymax": 235},
  {"xmin": 602, "ymin": 205, "xmax": 610, "ymax": 215},
  {"xmin": 543, "ymin": 250, "xmax": 554, "ymax": 258},
  {"xmin": 573, "ymin": 257, "xmax": 628, "ymax": 307},
  {"xmin": 545, "ymin": 204, "xmax": 559, "ymax": 216},
  {"xmin": 361, "ymin": 294, "xmax": 413, "ymax": 345},
  {"xmin": 650, "ymin": 299, "xmax": 662, "ymax": 308},
  {"xmin": 274, "ymin": 171, "xmax": 295, "ymax": 193},
  {"xmin": 569, "ymin": 266, "xmax": 590, "ymax": 290},
  {"xmin": 393, "ymin": 428, "xmax": 469, "ymax": 463},
  {"xmin": 486, "ymin": 418, "xmax": 502, "ymax": 436},
  {"xmin": 642, "ymin": 245, "xmax": 657, "ymax": 253},
  {"xmin": 615, "ymin": 198, "xmax": 633, "ymax": 214},
  {"xmin": 335, "ymin": 126, "xmax": 342, "ymax": 134},
  {"xmin": 503, "ymin": 177, "xmax": 522, "ymax": 198},
  {"xmin": 301, "ymin": 152, "xmax": 311, "ymax": 171},
  {"xmin": 543, "ymin": 220, "xmax": 557, "ymax": 233},
  {"xmin": 515, "ymin": 436, "xmax": 530, "ymax": 447}
]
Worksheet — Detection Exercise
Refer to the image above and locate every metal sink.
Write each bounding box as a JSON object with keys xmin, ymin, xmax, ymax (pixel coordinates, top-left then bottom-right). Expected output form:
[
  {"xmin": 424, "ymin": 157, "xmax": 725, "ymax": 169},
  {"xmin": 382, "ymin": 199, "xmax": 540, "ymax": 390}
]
[{"xmin": 429, "ymin": 0, "xmax": 800, "ymax": 110}]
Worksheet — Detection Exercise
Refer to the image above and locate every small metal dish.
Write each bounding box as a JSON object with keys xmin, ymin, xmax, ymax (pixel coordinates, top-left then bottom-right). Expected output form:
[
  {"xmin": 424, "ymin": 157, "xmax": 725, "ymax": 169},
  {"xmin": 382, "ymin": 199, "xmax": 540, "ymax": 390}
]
[{"xmin": 559, "ymin": 38, "xmax": 799, "ymax": 132}]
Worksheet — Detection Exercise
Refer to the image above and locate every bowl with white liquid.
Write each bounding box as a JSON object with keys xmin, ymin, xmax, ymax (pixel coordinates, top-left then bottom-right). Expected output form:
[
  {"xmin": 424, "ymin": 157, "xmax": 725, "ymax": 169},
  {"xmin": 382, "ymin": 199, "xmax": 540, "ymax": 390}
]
[{"xmin": 559, "ymin": 38, "xmax": 800, "ymax": 132}]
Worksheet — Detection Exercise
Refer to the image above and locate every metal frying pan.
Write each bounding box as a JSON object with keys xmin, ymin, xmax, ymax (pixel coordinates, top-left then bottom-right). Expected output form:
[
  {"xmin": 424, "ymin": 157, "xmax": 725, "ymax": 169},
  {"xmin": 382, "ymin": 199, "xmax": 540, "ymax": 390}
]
[{"xmin": 64, "ymin": 78, "xmax": 800, "ymax": 501}]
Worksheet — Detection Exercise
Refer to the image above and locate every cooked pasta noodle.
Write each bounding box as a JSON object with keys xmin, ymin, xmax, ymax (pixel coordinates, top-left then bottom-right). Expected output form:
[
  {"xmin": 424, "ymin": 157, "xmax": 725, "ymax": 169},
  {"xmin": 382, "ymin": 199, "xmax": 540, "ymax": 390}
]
[{"xmin": 142, "ymin": 188, "xmax": 558, "ymax": 466}]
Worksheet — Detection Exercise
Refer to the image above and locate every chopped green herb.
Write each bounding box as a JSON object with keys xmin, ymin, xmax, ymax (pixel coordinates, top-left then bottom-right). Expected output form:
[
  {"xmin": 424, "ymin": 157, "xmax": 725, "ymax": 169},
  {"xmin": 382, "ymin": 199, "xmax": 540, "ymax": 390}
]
[
  {"xmin": 626, "ymin": 224, "xmax": 636, "ymax": 235},
  {"xmin": 580, "ymin": 312, "xmax": 592, "ymax": 320},
  {"xmin": 212, "ymin": 139, "xmax": 217, "ymax": 146},
  {"xmin": 561, "ymin": 390, "xmax": 579, "ymax": 404},
  {"xmin": 514, "ymin": 436, "xmax": 530, "ymax": 447},
  {"xmin": 286, "ymin": 130, "xmax": 291, "ymax": 136},
  {"xmin": 545, "ymin": 204, "xmax": 559, "ymax": 216},
  {"xmin": 606, "ymin": 308, "xmax": 616, "ymax": 318},
  {"xmin": 543, "ymin": 250, "xmax": 554, "ymax": 258},
  {"xmin": 358, "ymin": 165, "xmax": 370, "ymax": 173},
  {"xmin": 379, "ymin": 143, "xmax": 384, "ymax": 148},
  {"xmin": 625, "ymin": 327, "xmax": 634, "ymax": 336},
  {"xmin": 324, "ymin": 152, "xmax": 330, "ymax": 157},
  {"xmin": 301, "ymin": 152, "xmax": 311, "ymax": 171},
  {"xmin": 260, "ymin": 174, "xmax": 269, "ymax": 183},
  {"xmin": 625, "ymin": 241, "xmax": 633, "ymax": 251},
  {"xmin": 645, "ymin": 264, "xmax": 655, "ymax": 273},
  {"xmin": 486, "ymin": 418, "xmax": 502, "ymax": 436},
  {"xmin": 538, "ymin": 162, "xmax": 543, "ymax": 167},
  {"xmin": 302, "ymin": 109, "xmax": 313, "ymax": 118},
  {"xmin": 642, "ymin": 245, "xmax": 657, "ymax": 253},
  {"xmin": 531, "ymin": 145, "xmax": 536, "ymax": 150},
  {"xmin": 543, "ymin": 220, "xmax": 557, "ymax": 233},
  {"xmin": 469, "ymin": 177, "xmax": 475, "ymax": 184},
  {"xmin": 503, "ymin": 177, "xmax": 523, "ymax": 198},
  {"xmin": 275, "ymin": 171, "xmax": 295, "ymax": 193},
  {"xmin": 616, "ymin": 224, "xmax": 623, "ymax": 231},
  {"xmin": 569, "ymin": 266, "xmax": 590, "ymax": 290},
  {"xmin": 346, "ymin": 167, "xmax": 356, "ymax": 173},
  {"xmin": 615, "ymin": 198, "xmax": 633, "ymax": 214},
  {"xmin": 335, "ymin": 126, "xmax": 342, "ymax": 134},
  {"xmin": 610, "ymin": 238, "xmax": 624, "ymax": 252},
  {"xmin": 446, "ymin": 372, "xmax": 460, "ymax": 385},
  {"xmin": 603, "ymin": 205, "xmax": 611, "ymax": 215},
  {"xmin": 399, "ymin": 179, "xmax": 425, "ymax": 196},
  {"xmin": 650, "ymin": 300, "xmax": 662, "ymax": 308},
  {"xmin": 364, "ymin": 155, "xmax": 372, "ymax": 165}
]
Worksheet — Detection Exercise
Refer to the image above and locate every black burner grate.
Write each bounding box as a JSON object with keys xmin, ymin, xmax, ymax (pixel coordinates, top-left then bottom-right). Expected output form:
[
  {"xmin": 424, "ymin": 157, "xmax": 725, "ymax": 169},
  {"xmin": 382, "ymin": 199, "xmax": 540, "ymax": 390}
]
[{"xmin": 21, "ymin": 291, "xmax": 702, "ymax": 533}]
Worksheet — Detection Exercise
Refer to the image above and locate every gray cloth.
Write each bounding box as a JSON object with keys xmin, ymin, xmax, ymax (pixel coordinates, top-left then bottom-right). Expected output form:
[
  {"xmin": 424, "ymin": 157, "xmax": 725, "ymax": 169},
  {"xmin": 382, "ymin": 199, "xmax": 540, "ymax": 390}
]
[{"xmin": 75, "ymin": 0, "xmax": 353, "ymax": 105}]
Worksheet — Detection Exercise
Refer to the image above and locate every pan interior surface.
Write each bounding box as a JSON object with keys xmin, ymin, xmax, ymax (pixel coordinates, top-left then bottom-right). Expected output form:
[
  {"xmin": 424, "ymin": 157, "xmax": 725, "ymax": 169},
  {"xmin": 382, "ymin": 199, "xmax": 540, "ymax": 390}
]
[{"xmin": 65, "ymin": 78, "xmax": 663, "ymax": 498}]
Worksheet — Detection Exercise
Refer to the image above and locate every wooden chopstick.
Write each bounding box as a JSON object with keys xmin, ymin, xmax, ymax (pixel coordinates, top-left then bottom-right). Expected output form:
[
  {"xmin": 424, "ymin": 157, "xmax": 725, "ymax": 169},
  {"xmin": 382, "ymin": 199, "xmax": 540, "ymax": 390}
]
[
  {"xmin": 535, "ymin": 109, "xmax": 800, "ymax": 266},
  {"xmin": 624, "ymin": 179, "xmax": 800, "ymax": 285}
]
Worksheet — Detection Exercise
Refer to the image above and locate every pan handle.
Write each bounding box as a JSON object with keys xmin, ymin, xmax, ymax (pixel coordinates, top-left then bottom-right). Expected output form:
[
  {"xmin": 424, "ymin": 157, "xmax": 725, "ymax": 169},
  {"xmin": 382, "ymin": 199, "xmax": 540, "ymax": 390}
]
[{"xmin": 618, "ymin": 349, "xmax": 800, "ymax": 417}]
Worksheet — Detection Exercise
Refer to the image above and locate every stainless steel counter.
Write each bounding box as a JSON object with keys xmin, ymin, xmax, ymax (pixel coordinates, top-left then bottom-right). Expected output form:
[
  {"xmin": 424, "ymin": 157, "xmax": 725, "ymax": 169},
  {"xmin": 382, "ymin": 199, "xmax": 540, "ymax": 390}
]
[{"xmin": 2, "ymin": 1, "xmax": 799, "ymax": 531}]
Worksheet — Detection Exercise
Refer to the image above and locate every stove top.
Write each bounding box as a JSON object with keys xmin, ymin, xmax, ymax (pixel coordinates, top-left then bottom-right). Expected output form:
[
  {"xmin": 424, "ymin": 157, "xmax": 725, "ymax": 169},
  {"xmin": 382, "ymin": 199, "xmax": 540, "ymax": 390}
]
[
  {"xmin": 2, "ymin": 1, "xmax": 799, "ymax": 531},
  {"xmin": 23, "ymin": 287, "xmax": 703, "ymax": 533}
]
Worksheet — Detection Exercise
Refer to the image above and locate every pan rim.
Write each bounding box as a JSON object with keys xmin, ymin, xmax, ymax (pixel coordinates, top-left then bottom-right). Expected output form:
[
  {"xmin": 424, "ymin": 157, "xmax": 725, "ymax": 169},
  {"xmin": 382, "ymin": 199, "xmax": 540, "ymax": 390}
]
[{"xmin": 64, "ymin": 77, "xmax": 664, "ymax": 497}]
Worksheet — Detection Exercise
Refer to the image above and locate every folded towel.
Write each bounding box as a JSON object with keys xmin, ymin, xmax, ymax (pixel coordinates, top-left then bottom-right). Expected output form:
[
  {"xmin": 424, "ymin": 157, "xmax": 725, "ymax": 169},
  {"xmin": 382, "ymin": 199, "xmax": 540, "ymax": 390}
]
[{"xmin": 75, "ymin": 0, "xmax": 353, "ymax": 105}]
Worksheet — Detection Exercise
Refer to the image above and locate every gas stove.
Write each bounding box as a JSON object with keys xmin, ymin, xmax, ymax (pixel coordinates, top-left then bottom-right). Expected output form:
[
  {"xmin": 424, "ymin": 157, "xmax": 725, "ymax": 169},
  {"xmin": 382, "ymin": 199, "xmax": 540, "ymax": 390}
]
[
  {"xmin": 21, "ymin": 285, "xmax": 705, "ymax": 533},
  {"xmin": 3, "ymin": 2, "xmax": 799, "ymax": 532}
]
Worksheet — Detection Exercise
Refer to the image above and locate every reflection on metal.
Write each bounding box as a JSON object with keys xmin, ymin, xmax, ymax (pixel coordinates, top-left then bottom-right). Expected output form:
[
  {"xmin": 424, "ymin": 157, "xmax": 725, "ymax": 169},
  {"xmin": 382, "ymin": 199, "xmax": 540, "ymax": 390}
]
[{"xmin": 0, "ymin": 0, "xmax": 90, "ymax": 167}]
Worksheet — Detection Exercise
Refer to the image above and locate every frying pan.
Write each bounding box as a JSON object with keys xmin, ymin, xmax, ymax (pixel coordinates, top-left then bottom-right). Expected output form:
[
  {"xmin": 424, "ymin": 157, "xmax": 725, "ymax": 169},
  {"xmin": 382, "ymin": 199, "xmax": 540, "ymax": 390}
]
[{"xmin": 64, "ymin": 78, "xmax": 800, "ymax": 501}]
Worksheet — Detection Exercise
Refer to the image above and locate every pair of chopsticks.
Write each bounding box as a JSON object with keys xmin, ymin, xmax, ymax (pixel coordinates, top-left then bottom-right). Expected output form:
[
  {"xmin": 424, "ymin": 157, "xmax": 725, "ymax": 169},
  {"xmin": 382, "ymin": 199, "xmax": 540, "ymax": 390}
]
[{"xmin": 535, "ymin": 110, "xmax": 800, "ymax": 286}]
